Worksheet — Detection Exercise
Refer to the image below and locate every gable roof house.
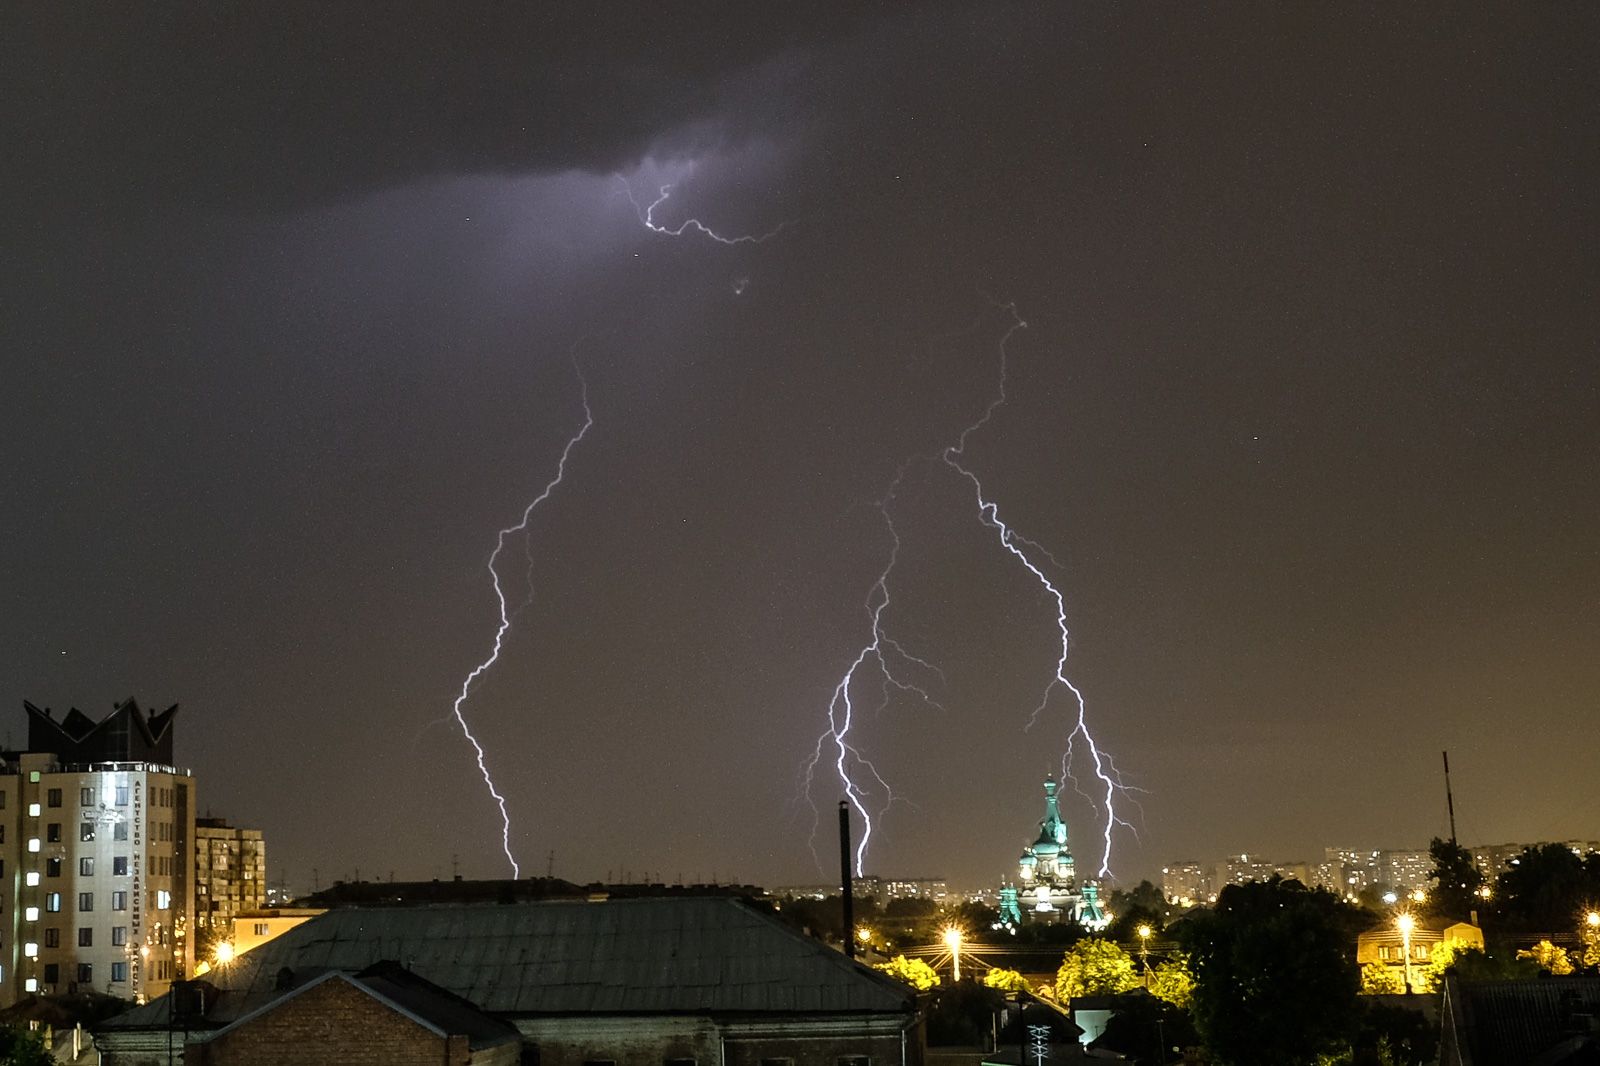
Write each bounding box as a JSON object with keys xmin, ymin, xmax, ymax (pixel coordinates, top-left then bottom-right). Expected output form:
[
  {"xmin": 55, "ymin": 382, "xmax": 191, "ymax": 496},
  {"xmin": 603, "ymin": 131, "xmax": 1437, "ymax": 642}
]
[{"xmin": 94, "ymin": 895, "xmax": 924, "ymax": 1066}]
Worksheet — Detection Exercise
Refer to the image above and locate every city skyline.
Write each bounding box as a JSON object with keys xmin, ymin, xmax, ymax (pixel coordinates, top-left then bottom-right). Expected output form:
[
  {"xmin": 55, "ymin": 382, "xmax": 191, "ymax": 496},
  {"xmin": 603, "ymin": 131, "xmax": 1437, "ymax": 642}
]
[{"xmin": 5, "ymin": 6, "xmax": 1597, "ymax": 893}]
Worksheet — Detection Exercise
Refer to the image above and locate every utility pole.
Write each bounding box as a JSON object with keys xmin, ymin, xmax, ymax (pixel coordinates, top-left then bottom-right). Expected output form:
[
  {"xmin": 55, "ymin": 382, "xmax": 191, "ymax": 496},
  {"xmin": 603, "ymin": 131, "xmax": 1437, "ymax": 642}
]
[{"xmin": 839, "ymin": 801, "xmax": 855, "ymax": 959}]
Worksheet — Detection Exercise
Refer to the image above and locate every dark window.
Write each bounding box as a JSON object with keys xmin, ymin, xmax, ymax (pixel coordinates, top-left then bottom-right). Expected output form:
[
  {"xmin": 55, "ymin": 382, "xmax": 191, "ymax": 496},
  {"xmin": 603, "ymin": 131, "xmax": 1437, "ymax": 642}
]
[
  {"xmin": 112, "ymin": 926, "xmax": 127, "ymax": 946},
  {"xmin": 113, "ymin": 823, "xmax": 128, "ymax": 842},
  {"xmin": 42, "ymin": 964, "xmax": 58, "ymax": 984},
  {"xmin": 45, "ymin": 824, "xmax": 60, "ymax": 843},
  {"xmin": 77, "ymin": 964, "xmax": 92, "ymax": 984},
  {"xmin": 113, "ymin": 856, "xmax": 128, "ymax": 876},
  {"xmin": 80, "ymin": 823, "xmax": 95, "ymax": 842},
  {"xmin": 77, "ymin": 892, "xmax": 93, "ymax": 912},
  {"xmin": 111, "ymin": 892, "xmax": 127, "ymax": 911},
  {"xmin": 43, "ymin": 929, "xmax": 59, "ymax": 948},
  {"xmin": 46, "ymin": 789, "xmax": 61, "ymax": 808},
  {"xmin": 80, "ymin": 857, "xmax": 94, "ymax": 877},
  {"xmin": 45, "ymin": 858, "xmax": 61, "ymax": 878},
  {"xmin": 114, "ymin": 786, "xmax": 129, "ymax": 806},
  {"xmin": 78, "ymin": 928, "xmax": 92, "ymax": 947},
  {"xmin": 81, "ymin": 788, "xmax": 94, "ymax": 806},
  {"xmin": 111, "ymin": 962, "xmax": 127, "ymax": 982}
]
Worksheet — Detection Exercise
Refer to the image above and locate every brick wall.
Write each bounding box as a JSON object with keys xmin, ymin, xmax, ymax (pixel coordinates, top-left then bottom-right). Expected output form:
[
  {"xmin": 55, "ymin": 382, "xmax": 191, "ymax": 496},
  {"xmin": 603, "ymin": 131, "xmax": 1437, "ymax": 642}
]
[{"xmin": 184, "ymin": 976, "xmax": 470, "ymax": 1066}]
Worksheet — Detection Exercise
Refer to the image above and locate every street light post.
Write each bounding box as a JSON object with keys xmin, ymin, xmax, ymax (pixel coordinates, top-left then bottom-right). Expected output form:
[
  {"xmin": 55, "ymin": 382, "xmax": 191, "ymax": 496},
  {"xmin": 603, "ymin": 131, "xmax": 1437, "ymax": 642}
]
[
  {"xmin": 943, "ymin": 925, "xmax": 963, "ymax": 982},
  {"xmin": 1137, "ymin": 924, "xmax": 1153, "ymax": 988},
  {"xmin": 1397, "ymin": 913, "xmax": 1416, "ymax": 994}
]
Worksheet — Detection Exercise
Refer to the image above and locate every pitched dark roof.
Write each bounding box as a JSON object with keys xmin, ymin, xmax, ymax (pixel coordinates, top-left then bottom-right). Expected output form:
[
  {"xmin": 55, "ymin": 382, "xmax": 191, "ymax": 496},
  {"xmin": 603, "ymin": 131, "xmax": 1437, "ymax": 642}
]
[
  {"xmin": 102, "ymin": 896, "xmax": 915, "ymax": 1031},
  {"xmin": 1442, "ymin": 976, "xmax": 1600, "ymax": 1066},
  {"xmin": 199, "ymin": 966, "xmax": 518, "ymax": 1051},
  {"xmin": 23, "ymin": 698, "xmax": 179, "ymax": 764}
]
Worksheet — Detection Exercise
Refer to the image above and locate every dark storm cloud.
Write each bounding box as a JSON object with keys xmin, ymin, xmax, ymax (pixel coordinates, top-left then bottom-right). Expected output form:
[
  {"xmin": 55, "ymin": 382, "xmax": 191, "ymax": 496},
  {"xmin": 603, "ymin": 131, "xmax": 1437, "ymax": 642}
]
[{"xmin": 3, "ymin": 3, "xmax": 889, "ymax": 216}]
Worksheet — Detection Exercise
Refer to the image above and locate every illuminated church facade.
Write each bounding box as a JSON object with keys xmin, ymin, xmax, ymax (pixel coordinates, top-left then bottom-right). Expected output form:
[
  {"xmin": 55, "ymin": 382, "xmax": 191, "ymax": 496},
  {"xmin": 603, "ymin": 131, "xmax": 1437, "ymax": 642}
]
[{"xmin": 998, "ymin": 778, "xmax": 1108, "ymax": 930}]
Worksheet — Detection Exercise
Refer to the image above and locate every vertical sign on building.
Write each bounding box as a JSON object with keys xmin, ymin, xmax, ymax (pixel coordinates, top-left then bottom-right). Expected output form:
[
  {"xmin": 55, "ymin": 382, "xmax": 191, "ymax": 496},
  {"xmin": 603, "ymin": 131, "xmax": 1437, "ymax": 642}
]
[{"xmin": 131, "ymin": 780, "xmax": 143, "ymax": 995}]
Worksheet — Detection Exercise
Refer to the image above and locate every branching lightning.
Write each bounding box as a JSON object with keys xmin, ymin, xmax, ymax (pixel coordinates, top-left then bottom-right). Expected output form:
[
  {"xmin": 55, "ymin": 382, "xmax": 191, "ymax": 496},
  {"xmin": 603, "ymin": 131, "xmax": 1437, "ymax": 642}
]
[
  {"xmin": 941, "ymin": 304, "xmax": 1134, "ymax": 877},
  {"xmin": 450, "ymin": 367, "xmax": 593, "ymax": 878},
  {"xmin": 799, "ymin": 478, "xmax": 943, "ymax": 876},
  {"xmin": 617, "ymin": 177, "xmax": 789, "ymax": 245}
]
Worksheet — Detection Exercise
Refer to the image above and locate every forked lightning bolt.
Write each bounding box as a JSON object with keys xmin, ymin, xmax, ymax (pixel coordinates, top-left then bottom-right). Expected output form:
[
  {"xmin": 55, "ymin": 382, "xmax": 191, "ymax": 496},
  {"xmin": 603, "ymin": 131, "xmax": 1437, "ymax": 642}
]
[
  {"xmin": 451, "ymin": 368, "xmax": 593, "ymax": 877},
  {"xmin": 617, "ymin": 177, "xmax": 789, "ymax": 245},
  {"xmin": 943, "ymin": 304, "xmax": 1134, "ymax": 877},
  {"xmin": 799, "ymin": 480, "xmax": 942, "ymax": 875}
]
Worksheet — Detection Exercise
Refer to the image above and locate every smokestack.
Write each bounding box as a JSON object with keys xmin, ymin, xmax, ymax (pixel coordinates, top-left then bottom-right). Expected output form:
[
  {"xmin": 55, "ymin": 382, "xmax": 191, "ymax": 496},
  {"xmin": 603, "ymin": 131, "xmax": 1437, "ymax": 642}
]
[
  {"xmin": 839, "ymin": 800, "xmax": 855, "ymax": 958},
  {"xmin": 1443, "ymin": 751, "xmax": 1458, "ymax": 845}
]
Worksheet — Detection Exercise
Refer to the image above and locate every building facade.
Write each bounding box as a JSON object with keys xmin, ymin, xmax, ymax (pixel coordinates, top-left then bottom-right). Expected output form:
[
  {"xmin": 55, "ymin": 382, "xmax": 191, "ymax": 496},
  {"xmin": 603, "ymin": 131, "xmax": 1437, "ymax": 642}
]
[
  {"xmin": 194, "ymin": 818, "xmax": 265, "ymax": 958},
  {"xmin": 2, "ymin": 700, "xmax": 197, "ymax": 1007}
]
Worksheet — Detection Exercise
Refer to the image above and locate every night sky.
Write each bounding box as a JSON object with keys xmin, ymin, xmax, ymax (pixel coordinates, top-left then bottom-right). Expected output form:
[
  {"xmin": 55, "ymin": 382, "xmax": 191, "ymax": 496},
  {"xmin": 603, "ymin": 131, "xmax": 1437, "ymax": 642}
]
[{"xmin": 5, "ymin": 5, "xmax": 1596, "ymax": 892}]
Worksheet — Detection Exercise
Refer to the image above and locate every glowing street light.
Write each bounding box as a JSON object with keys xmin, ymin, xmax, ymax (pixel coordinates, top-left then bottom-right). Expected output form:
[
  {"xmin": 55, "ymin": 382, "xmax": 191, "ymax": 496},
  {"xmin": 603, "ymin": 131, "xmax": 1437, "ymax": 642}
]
[
  {"xmin": 1396, "ymin": 913, "xmax": 1416, "ymax": 994},
  {"xmin": 943, "ymin": 925, "xmax": 964, "ymax": 982},
  {"xmin": 214, "ymin": 941, "xmax": 235, "ymax": 966}
]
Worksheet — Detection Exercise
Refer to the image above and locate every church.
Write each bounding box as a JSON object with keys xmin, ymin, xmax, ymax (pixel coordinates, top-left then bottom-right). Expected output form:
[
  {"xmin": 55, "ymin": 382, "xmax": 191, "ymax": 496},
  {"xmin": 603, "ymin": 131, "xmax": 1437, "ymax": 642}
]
[{"xmin": 998, "ymin": 777, "xmax": 1109, "ymax": 930}]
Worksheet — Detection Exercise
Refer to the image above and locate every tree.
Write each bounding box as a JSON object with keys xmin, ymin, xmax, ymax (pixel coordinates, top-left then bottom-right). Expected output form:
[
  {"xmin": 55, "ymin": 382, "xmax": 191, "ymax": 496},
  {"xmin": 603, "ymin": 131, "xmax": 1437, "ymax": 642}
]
[
  {"xmin": 1055, "ymin": 936, "xmax": 1141, "ymax": 1003},
  {"xmin": 1516, "ymin": 939, "xmax": 1574, "ymax": 975},
  {"xmin": 983, "ymin": 967, "xmax": 1029, "ymax": 992},
  {"xmin": 1434, "ymin": 946, "xmax": 1539, "ymax": 983},
  {"xmin": 1149, "ymin": 952, "xmax": 1196, "ymax": 1010},
  {"xmin": 0, "ymin": 1029, "xmax": 52, "ymax": 1066},
  {"xmin": 1180, "ymin": 877, "xmax": 1361, "ymax": 1066},
  {"xmin": 874, "ymin": 954, "xmax": 940, "ymax": 990},
  {"xmin": 1359, "ymin": 962, "xmax": 1404, "ymax": 995},
  {"xmin": 1425, "ymin": 838, "xmax": 1483, "ymax": 921},
  {"xmin": 1495, "ymin": 844, "xmax": 1599, "ymax": 932}
]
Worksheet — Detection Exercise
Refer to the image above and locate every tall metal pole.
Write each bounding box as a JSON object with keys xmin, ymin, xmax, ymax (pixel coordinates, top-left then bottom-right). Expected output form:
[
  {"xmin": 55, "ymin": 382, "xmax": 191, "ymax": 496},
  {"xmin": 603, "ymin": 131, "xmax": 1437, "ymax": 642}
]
[
  {"xmin": 839, "ymin": 801, "xmax": 855, "ymax": 959},
  {"xmin": 1442, "ymin": 751, "xmax": 1457, "ymax": 844}
]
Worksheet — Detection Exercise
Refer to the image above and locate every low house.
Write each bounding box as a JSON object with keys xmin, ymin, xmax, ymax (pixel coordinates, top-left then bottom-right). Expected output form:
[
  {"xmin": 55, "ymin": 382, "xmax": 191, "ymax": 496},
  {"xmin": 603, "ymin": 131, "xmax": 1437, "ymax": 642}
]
[
  {"xmin": 1357, "ymin": 918, "xmax": 1485, "ymax": 988},
  {"xmin": 95, "ymin": 895, "xmax": 924, "ymax": 1065}
]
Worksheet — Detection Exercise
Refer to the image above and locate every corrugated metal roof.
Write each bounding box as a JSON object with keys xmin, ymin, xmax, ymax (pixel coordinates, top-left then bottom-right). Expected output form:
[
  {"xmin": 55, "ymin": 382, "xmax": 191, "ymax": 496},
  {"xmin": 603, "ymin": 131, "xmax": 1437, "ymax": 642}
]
[{"xmin": 103, "ymin": 896, "xmax": 913, "ymax": 1030}]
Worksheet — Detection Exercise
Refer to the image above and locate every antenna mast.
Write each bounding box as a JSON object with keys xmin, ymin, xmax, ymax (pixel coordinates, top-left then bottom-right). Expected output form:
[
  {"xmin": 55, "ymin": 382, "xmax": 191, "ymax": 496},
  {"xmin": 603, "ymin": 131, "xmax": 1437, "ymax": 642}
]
[{"xmin": 1442, "ymin": 750, "xmax": 1458, "ymax": 844}]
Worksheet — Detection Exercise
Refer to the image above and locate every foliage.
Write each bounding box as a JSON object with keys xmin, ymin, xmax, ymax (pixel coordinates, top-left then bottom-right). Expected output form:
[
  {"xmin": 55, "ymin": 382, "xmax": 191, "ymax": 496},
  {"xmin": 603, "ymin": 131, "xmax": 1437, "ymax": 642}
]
[
  {"xmin": 1107, "ymin": 879, "xmax": 1168, "ymax": 939},
  {"xmin": 1180, "ymin": 877, "xmax": 1361, "ymax": 1066},
  {"xmin": 1493, "ymin": 843, "xmax": 1600, "ymax": 932},
  {"xmin": 1353, "ymin": 1000, "xmax": 1439, "ymax": 1066},
  {"xmin": 1359, "ymin": 961, "xmax": 1404, "ymax": 995},
  {"xmin": 1416, "ymin": 940, "xmax": 1457, "ymax": 993},
  {"xmin": 1516, "ymin": 939, "xmax": 1574, "ymax": 975},
  {"xmin": 884, "ymin": 897, "xmax": 938, "ymax": 919},
  {"xmin": 926, "ymin": 980, "xmax": 1005, "ymax": 1045},
  {"xmin": 0, "ymin": 1028, "xmax": 53, "ymax": 1066},
  {"xmin": 982, "ymin": 967, "xmax": 1029, "ymax": 992},
  {"xmin": 1149, "ymin": 951, "xmax": 1196, "ymax": 1010},
  {"xmin": 1093, "ymin": 991, "xmax": 1199, "ymax": 1063},
  {"xmin": 1055, "ymin": 936, "xmax": 1141, "ymax": 1004},
  {"xmin": 1425, "ymin": 838, "xmax": 1483, "ymax": 920},
  {"xmin": 874, "ymin": 953, "xmax": 940, "ymax": 990},
  {"xmin": 1435, "ymin": 946, "xmax": 1539, "ymax": 983}
]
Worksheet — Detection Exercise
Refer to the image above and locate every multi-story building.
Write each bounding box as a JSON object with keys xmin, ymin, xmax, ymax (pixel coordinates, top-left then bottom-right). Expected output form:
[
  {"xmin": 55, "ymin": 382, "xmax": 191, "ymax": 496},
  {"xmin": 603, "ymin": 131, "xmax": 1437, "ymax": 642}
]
[
  {"xmin": 194, "ymin": 818, "xmax": 266, "ymax": 958},
  {"xmin": 1379, "ymin": 848, "xmax": 1433, "ymax": 894},
  {"xmin": 2, "ymin": 699, "xmax": 196, "ymax": 1006},
  {"xmin": 1161, "ymin": 861, "xmax": 1212, "ymax": 906}
]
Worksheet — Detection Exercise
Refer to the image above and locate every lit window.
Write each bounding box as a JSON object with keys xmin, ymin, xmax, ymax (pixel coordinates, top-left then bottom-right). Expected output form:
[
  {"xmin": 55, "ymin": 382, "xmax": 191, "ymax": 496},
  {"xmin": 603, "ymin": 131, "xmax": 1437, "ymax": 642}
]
[
  {"xmin": 23, "ymin": 943, "xmax": 37, "ymax": 958},
  {"xmin": 115, "ymin": 786, "xmax": 129, "ymax": 806},
  {"xmin": 25, "ymin": 873, "xmax": 39, "ymax": 887},
  {"xmin": 26, "ymin": 839, "xmax": 39, "ymax": 853},
  {"xmin": 24, "ymin": 907, "xmax": 38, "ymax": 921},
  {"xmin": 23, "ymin": 979, "xmax": 36, "ymax": 993},
  {"xmin": 46, "ymin": 894, "xmax": 60, "ymax": 912},
  {"xmin": 29, "ymin": 771, "xmax": 40, "ymax": 783},
  {"xmin": 27, "ymin": 804, "xmax": 40, "ymax": 817},
  {"xmin": 80, "ymin": 824, "xmax": 95, "ymax": 842},
  {"xmin": 156, "ymin": 890, "xmax": 171, "ymax": 910}
]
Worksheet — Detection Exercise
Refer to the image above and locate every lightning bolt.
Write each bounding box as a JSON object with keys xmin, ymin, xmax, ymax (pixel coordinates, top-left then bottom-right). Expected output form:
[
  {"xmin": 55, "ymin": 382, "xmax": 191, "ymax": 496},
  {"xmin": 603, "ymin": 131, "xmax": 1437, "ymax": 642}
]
[
  {"xmin": 799, "ymin": 476, "xmax": 943, "ymax": 876},
  {"xmin": 450, "ymin": 366, "xmax": 593, "ymax": 877},
  {"xmin": 942, "ymin": 303, "xmax": 1134, "ymax": 878},
  {"xmin": 617, "ymin": 177, "xmax": 789, "ymax": 245}
]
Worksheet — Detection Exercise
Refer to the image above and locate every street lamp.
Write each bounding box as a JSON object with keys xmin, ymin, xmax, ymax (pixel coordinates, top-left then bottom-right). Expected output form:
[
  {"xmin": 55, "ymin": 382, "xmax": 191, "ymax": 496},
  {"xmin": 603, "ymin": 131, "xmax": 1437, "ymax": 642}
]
[
  {"xmin": 943, "ymin": 925, "xmax": 963, "ymax": 982},
  {"xmin": 1137, "ymin": 924, "xmax": 1153, "ymax": 987},
  {"xmin": 1396, "ymin": 913, "xmax": 1416, "ymax": 994},
  {"xmin": 1582, "ymin": 911, "xmax": 1600, "ymax": 968}
]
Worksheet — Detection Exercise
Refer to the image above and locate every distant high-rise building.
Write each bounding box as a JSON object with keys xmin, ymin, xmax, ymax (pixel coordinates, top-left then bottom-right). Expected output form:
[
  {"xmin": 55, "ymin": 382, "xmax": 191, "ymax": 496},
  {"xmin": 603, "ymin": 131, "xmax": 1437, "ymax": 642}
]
[
  {"xmin": 1161, "ymin": 861, "xmax": 1212, "ymax": 906},
  {"xmin": 2, "ymin": 699, "xmax": 196, "ymax": 1006},
  {"xmin": 194, "ymin": 817, "xmax": 266, "ymax": 959}
]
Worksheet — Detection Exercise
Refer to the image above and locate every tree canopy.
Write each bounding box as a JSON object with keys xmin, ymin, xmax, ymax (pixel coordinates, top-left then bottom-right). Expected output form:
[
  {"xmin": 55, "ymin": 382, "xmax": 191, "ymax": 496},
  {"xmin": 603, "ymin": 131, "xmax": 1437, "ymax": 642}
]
[
  {"xmin": 1055, "ymin": 936, "xmax": 1141, "ymax": 1004},
  {"xmin": 1180, "ymin": 877, "xmax": 1361, "ymax": 1066},
  {"xmin": 874, "ymin": 954, "xmax": 940, "ymax": 990},
  {"xmin": 1425, "ymin": 837, "xmax": 1484, "ymax": 920}
]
